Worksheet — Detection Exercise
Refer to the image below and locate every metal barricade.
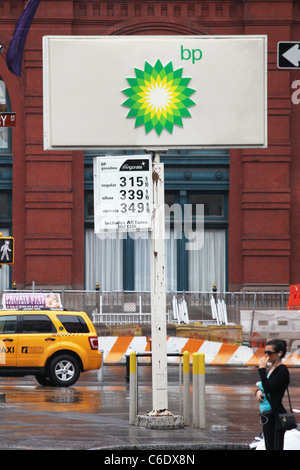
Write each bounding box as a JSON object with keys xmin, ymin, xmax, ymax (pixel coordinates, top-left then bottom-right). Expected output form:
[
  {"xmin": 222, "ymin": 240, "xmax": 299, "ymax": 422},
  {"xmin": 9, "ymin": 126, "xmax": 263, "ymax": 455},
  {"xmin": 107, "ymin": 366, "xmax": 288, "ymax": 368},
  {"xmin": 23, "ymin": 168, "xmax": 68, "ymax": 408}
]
[
  {"xmin": 128, "ymin": 351, "xmax": 183, "ymax": 423},
  {"xmin": 129, "ymin": 351, "xmax": 206, "ymax": 428}
]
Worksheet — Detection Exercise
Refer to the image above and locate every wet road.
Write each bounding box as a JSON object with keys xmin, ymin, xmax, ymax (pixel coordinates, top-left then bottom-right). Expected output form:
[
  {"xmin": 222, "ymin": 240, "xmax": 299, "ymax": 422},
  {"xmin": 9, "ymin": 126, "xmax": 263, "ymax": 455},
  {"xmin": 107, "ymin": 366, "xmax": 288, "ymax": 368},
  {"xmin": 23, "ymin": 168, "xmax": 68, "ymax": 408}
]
[{"xmin": 0, "ymin": 364, "xmax": 300, "ymax": 450}]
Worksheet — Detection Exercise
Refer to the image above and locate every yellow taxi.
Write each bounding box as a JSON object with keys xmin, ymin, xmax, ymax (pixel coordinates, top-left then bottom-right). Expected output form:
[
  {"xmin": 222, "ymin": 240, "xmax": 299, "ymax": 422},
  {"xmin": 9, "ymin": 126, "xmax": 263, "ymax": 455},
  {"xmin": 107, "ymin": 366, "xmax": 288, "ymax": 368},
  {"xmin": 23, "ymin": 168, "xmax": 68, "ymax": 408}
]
[{"xmin": 0, "ymin": 309, "xmax": 102, "ymax": 387}]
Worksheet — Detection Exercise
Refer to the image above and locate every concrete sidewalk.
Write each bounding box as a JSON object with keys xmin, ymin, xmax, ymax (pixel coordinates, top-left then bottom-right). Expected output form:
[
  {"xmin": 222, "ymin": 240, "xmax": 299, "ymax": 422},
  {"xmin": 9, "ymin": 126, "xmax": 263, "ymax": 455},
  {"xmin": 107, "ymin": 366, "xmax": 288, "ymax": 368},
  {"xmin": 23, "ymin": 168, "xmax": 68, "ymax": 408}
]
[
  {"xmin": 1, "ymin": 365, "xmax": 300, "ymax": 451},
  {"xmin": 0, "ymin": 365, "xmax": 281, "ymax": 451}
]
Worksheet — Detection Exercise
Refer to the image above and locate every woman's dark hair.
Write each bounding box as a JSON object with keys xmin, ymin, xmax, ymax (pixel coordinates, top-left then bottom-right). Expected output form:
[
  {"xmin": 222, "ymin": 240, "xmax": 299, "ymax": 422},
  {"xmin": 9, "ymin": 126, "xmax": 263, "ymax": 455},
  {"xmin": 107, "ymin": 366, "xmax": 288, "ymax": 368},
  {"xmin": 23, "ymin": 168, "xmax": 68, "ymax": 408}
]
[{"xmin": 266, "ymin": 339, "xmax": 287, "ymax": 358}]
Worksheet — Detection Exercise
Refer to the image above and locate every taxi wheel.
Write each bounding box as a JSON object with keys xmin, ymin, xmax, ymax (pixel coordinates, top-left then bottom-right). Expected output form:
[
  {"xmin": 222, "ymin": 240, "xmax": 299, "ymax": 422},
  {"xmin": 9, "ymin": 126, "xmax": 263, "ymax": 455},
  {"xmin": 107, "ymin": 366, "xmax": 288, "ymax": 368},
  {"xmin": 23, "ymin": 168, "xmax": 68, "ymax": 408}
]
[{"xmin": 48, "ymin": 354, "xmax": 80, "ymax": 387}]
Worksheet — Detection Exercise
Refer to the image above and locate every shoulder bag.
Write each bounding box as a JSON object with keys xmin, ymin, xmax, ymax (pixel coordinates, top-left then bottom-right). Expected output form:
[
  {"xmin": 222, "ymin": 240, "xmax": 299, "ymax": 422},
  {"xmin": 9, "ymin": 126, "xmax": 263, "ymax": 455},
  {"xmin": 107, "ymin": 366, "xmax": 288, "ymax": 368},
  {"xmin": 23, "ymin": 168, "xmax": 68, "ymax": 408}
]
[{"xmin": 277, "ymin": 388, "xmax": 297, "ymax": 431}]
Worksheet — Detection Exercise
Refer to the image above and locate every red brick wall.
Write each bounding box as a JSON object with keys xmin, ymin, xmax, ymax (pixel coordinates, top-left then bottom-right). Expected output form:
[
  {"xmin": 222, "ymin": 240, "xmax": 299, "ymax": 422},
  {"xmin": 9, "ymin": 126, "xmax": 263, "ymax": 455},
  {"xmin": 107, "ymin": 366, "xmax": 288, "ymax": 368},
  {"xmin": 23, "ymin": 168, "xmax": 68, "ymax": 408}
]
[{"xmin": 0, "ymin": 0, "xmax": 298, "ymax": 290}]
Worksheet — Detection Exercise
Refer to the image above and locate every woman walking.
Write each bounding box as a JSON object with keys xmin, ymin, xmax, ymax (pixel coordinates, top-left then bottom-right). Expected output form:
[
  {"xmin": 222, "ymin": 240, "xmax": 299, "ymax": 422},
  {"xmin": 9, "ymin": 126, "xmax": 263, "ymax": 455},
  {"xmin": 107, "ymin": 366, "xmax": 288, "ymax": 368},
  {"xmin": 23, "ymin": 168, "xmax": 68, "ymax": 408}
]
[{"xmin": 255, "ymin": 339, "xmax": 290, "ymax": 450}]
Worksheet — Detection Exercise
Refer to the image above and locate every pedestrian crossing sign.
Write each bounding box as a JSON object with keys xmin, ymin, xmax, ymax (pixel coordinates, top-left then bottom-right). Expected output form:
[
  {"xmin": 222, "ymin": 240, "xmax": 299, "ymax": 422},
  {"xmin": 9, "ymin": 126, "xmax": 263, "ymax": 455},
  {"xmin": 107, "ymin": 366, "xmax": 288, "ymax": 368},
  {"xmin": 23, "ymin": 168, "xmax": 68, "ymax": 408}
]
[{"xmin": 0, "ymin": 236, "xmax": 14, "ymax": 265}]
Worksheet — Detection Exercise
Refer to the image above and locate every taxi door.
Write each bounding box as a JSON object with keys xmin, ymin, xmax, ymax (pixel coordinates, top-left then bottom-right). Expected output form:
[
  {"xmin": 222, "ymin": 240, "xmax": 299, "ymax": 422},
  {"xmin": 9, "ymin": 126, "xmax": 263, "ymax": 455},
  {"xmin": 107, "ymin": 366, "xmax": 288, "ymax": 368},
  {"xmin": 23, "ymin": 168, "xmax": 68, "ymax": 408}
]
[
  {"xmin": 0, "ymin": 314, "xmax": 18, "ymax": 367},
  {"xmin": 17, "ymin": 313, "xmax": 59, "ymax": 368}
]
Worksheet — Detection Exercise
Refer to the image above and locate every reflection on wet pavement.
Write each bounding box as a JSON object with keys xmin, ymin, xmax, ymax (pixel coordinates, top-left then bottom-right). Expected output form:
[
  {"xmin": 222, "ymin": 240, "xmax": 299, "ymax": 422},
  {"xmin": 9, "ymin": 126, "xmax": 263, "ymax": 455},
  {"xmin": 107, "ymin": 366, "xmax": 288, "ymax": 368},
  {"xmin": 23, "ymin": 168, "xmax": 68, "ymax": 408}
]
[{"xmin": 0, "ymin": 365, "xmax": 299, "ymax": 449}]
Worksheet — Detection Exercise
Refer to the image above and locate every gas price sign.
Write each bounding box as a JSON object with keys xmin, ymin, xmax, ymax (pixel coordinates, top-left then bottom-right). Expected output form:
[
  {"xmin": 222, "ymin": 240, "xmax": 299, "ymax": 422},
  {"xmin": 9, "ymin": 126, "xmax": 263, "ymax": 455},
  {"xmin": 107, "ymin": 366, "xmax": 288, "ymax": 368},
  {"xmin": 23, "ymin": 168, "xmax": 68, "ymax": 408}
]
[{"xmin": 94, "ymin": 155, "xmax": 152, "ymax": 233}]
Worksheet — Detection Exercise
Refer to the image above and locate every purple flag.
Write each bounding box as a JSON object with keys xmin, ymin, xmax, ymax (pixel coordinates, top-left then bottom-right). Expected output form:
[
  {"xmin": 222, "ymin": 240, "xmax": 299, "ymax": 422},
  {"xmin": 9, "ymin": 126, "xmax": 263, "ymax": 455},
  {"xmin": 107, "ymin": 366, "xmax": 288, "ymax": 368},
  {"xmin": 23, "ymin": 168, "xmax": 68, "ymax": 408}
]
[{"xmin": 6, "ymin": 0, "xmax": 41, "ymax": 76}]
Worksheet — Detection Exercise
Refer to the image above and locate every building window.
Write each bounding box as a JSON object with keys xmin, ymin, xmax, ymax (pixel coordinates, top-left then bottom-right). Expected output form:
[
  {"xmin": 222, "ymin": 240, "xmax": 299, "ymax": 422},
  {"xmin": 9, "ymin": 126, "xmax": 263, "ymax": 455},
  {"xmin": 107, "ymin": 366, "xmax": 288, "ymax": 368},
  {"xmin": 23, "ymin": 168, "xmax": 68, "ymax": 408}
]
[
  {"xmin": 188, "ymin": 229, "xmax": 226, "ymax": 292},
  {"xmin": 187, "ymin": 4, "xmax": 195, "ymax": 17},
  {"xmin": 84, "ymin": 150, "xmax": 229, "ymax": 292},
  {"xmin": 0, "ymin": 193, "xmax": 9, "ymax": 218},
  {"xmin": 0, "ymin": 79, "xmax": 12, "ymax": 152},
  {"xmin": 0, "ymin": 78, "xmax": 12, "ymax": 290},
  {"xmin": 107, "ymin": 3, "xmax": 114, "ymax": 16},
  {"xmin": 161, "ymin": 4, "xmax": 167, "ymax": 15},
  {"xmin": 93, "ymin": 3, "xmax": 100, "ymax": 16},
  {"xmin": 201, "ymin": 4, "xmax": 209, "ymax": 17},
  {"xmin": 148, "ymin": 4, "xmax": 154, "ymax": 15},
  {"xmin": 134, "ymin": 4, "xmax": 141, "ymax": 17},
  {"xmin": 85, "ymin": 229, "xmax": 123, "ymax": 291},
  {"xmin": 216, "ymin": 4, "xmax": 223, "ymax": 17},
  {"xmin": 190, "ymin": 193, "xmax": 224, "ymax": 217},
  {"xmin": 174, "ymin": 5, "xmax": 181, "ymax": 17},
  {"xmin": 85, "ymin": 190, "xmax": 227, "ymax": 292},
  {"xmin": 131, "ymin": 190, "xmax": 227, "ymax": 292}
]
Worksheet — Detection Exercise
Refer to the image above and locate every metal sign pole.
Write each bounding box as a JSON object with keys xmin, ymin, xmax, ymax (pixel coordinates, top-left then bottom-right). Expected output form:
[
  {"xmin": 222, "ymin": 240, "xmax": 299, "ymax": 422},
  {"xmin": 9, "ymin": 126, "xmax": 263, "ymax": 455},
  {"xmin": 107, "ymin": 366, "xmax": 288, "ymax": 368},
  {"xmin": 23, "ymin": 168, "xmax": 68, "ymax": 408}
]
[{"xmin": 150, "ymin": 151, "xmax": 168, "ymax": 412}]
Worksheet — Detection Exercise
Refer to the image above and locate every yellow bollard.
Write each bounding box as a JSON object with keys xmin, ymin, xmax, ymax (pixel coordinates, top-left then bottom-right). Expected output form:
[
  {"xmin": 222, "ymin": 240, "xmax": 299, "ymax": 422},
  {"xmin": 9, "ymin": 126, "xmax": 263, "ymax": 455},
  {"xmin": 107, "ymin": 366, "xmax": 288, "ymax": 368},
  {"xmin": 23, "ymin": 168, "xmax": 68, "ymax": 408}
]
[
  {"xmin": 183, "ymin": 350, "xmax": 190, "ymax": 374},
  {"xmin": 199, "ymin": 352, "xmax": 205, "ymax": 375},
  {"xmin": 129, "ymin": 351, "xmax": 137, "ymax": 424},
  {"xmin": 198, "ymin": 353, "xmax": 206, "ymax": 429},
  {"xmin": 183, "ymin": 351, "xmax": 190, "ymax": 425},
  {"xmin": 130, "ymin": 350, "xmax": 137, "ymax": 374},
  {"xmin": 192, "ymin": 352, "xmax": 206, "ymax": 429}
]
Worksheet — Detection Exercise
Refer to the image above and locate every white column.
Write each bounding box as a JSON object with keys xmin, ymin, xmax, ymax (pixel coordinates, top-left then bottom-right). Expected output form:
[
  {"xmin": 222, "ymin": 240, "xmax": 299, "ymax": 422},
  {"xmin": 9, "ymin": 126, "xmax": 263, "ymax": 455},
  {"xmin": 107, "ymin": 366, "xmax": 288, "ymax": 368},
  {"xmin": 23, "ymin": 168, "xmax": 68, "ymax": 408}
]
[{"xmin": 150, "ymin": 151, "xmax": 168, "ymax": 411}]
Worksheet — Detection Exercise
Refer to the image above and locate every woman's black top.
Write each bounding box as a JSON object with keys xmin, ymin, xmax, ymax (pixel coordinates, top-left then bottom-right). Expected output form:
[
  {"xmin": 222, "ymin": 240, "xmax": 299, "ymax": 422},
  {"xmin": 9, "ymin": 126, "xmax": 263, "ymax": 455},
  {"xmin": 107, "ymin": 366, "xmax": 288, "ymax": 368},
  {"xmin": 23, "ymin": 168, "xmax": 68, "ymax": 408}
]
[{"xmin": 258, "ymin": 364, "xmax": 290, "ymax": 414}]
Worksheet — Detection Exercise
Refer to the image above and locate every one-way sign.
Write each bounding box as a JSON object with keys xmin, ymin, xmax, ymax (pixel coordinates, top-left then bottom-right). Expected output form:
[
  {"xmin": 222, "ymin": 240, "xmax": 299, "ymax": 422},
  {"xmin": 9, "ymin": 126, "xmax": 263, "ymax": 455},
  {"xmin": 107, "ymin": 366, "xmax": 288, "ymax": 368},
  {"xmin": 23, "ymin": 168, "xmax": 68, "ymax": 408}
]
[{"xmin": 278, "ymin": 42, "xmax": 300, "ymax": 69}]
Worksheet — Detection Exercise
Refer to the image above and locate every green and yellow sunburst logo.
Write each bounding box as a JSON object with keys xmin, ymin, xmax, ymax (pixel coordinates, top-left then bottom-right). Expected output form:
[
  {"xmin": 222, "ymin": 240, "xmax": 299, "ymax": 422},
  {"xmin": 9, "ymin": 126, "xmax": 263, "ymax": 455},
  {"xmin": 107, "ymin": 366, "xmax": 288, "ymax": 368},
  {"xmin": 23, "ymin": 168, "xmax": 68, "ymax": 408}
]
[{"xmin": 122, "ymin": 59, "xmax": 196, "ymax": 136}]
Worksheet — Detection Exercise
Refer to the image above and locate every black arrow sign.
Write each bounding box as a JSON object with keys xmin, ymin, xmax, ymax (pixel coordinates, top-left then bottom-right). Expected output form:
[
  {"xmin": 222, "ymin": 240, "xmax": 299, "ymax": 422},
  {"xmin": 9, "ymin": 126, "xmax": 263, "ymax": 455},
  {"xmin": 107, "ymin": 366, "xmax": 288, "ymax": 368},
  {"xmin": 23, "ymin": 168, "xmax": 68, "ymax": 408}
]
[{"xmin": 278, "ymin": 42, "xmax": 300, "ymax": 69}]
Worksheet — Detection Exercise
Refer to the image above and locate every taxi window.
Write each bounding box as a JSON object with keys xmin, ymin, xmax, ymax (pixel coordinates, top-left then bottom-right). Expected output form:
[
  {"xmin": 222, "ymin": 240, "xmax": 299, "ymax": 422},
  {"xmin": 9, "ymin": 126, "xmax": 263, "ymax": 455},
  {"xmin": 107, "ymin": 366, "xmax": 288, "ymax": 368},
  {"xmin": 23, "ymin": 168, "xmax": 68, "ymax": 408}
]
[
  {"xmin": 21, "ymin": 315, "xmax": 56, "ymax": 334},
  {"xmin": 0, "ymin": 315, "xmax": 17, "ymax": 334},
  {"xmin": 57, "ymin": 315, "xmax": 89, "ymax": 333}
]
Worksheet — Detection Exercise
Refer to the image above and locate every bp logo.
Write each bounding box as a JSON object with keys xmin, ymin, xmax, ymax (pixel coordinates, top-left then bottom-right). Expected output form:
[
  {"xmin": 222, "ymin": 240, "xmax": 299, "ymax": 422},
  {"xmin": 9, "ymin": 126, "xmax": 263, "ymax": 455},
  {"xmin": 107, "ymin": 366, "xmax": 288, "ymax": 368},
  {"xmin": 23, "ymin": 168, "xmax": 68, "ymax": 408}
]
[{"xmin": 122, "ymin": 59, "xmax": 196, "ymax": 136}]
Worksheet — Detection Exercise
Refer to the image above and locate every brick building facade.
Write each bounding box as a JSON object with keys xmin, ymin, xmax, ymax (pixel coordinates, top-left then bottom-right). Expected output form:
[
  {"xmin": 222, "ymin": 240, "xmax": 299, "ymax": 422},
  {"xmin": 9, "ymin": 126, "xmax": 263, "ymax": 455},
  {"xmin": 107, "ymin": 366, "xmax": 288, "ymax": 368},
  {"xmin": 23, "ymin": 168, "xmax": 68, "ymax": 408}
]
[{"xmin": 0, "ymin": 0, "xmax": 299, "ymax": 292}]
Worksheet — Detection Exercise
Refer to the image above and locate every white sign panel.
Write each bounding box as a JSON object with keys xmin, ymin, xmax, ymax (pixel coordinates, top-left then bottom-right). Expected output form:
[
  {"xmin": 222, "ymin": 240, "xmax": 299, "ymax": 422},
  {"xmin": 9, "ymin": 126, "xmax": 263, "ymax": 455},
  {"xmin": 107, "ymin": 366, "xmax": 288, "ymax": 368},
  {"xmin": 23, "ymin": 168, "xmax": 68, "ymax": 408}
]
[
  {"xmin": 2, "ymin": 293, "xmax": 62, "ymax": 310},
  {"xmin": 94, "ymin": 155, "xmax": 152, "ymax": 232},
  {"xmin": 43, "ymin": 35, "xmax": 267, "ymax": 150}
]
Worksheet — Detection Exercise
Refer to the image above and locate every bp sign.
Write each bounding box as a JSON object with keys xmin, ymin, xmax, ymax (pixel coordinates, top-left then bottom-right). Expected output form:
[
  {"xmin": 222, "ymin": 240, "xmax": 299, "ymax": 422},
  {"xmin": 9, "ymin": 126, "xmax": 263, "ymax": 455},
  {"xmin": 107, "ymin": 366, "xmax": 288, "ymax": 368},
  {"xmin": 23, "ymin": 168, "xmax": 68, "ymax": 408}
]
[
  {"xmin": 122, "ymin": 57, "xmax": 196, "ymax": 136},
  {"xmin": 43, "ymin": 35, "xmax": 267, "ymax": 150}
]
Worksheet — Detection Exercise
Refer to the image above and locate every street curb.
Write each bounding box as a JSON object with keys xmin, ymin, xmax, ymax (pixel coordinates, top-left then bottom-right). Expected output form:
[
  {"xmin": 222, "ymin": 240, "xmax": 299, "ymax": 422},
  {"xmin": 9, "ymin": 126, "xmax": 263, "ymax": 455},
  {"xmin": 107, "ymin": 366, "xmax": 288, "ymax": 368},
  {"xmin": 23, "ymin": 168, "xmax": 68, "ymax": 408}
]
[{"xmin": 89, "ymin": 442, "xmax": 250, "ymax": 450}]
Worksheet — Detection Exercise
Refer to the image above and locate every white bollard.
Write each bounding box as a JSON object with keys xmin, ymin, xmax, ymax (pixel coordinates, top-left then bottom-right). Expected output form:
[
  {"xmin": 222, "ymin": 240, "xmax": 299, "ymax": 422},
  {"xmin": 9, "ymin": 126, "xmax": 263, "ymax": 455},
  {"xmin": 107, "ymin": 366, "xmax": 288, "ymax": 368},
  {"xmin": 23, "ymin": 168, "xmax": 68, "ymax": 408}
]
[
  {"xmin": 97, "ymin": 350, "xmax": 104, "ymax": 382},
  {"xmin": 129, "ymin": 351, "xmax": 137, "ymax": 425},
  {"xmin": 192, "ymin": 353, "xmax": 199, "ymax": 428},
  {"xmin": 183, "ymin": 351, "xmax": 190, "ymax": 426}
]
